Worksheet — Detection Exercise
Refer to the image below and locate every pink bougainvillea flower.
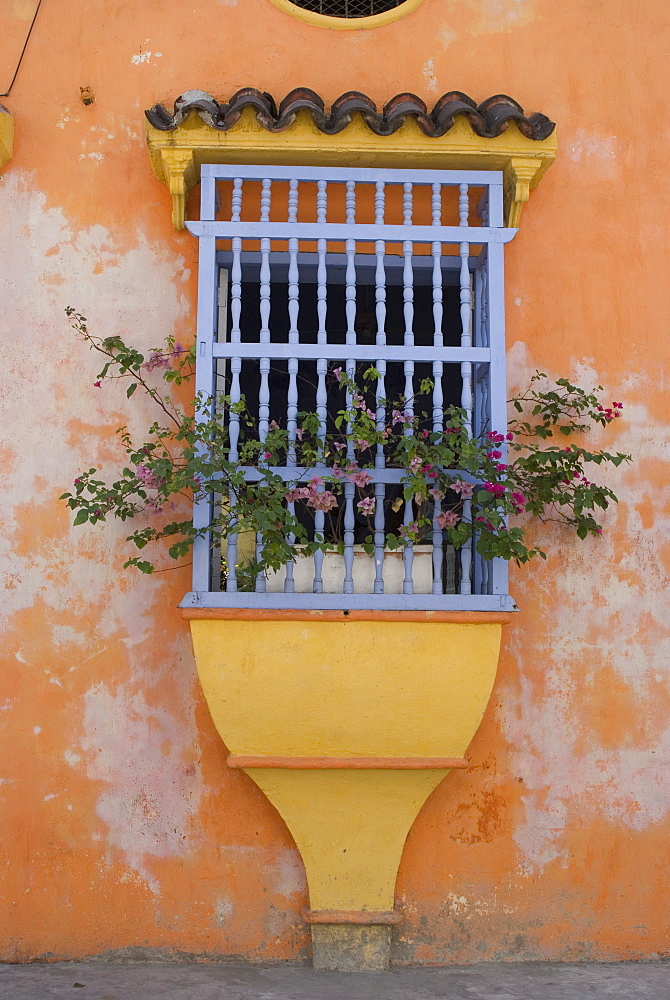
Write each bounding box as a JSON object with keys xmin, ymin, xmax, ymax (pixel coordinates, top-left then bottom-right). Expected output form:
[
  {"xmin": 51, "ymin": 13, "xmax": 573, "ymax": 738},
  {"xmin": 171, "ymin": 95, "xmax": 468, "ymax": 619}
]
[
  {"xmin": 409, "ymin": 457, "xmax": 423, "ymax": 473},
  {"xmin": 483, "ymin": 481, "xmax": 506, "ymax": 497},
  {"xmin": 269, "ymin": 420, "xmax": 279, "ymax": 430},
  {"xmin": 143, "ymin": 352, "xmax": 170, "ymax": 372},
  {"xmin": 333, "ymin": 441, "xmax": 346, "ymax": 451},
  {"xmin": 348, "ymin": 470, "xmax": 373, "ymax": 488},
  {"xmin": 333, "ymin": 367, "xmax": 343, "ymax": 382},
  {"xmin": 429, "ymin": 487, "xmax": 445, "ymax": 501},
  {"xmin": 307, "ymin": 490, "xmax": 338, "ymax": 512},
  {"xmin": 357, "ymin": 497, "xmax": 376, "ymax": 515},
  {"xmin": 146, "ymin": 497, "xmax": 165, "ymax": 514},
  {"xmin": 295, "ymin": 428, "xmax": 304, "ymax": 441},
  {"xmin": 450, "ymin": 480, "xmax": 474, "ymax": 498},
  {"xmin": 487, "ymin": 450, "xmax": 502, "ymax": 459},
  {"xmin": 93, "ymin": 381, "xmax": 102, "ymax": 387},
  {"xmin": 285, "ymin": 486, "xmax": 311, "ymax": 503},
  {"xmin": 436, "ymin": 511, "xmax": 459, "ymax": 529},
  {"xmin": 136, "ymin": 464, "xmax": 164, "ymax": 490},
  {"xmin": 263, "ymin": 451, "xmax": 273, "ymax": 460}
]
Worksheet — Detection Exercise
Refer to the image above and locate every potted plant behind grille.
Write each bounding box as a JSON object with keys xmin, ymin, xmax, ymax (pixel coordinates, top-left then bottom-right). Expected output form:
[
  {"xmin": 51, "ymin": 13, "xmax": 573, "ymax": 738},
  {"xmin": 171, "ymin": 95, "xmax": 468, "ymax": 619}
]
[{"xmin": 62, "ymin": 308, "xmax": 630, "ymax": 970}]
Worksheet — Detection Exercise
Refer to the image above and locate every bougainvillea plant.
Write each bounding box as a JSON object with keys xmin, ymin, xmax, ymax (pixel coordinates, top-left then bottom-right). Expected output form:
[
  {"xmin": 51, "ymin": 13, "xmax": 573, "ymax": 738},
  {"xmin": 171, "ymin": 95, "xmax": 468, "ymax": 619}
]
[{"xmin": 61, "ymin": 309, "xmax": 631, "ymax": 579}]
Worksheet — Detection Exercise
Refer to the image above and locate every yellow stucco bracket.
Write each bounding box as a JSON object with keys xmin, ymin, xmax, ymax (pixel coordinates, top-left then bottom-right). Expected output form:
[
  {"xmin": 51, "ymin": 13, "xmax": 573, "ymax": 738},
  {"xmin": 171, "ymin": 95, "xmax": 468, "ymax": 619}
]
[
  {"xmin": 158, "ymin": 147, "xmax": 199, "ymax": 230},
  {"xmin": 0, "ymin": 105, "xmax": 14, "ymax": 172},
  {"xmin": 146, "ymin": 107, "xmax": 557, "ymax": 229},
  {"xmin": 504, "ymin": 157, "xmax": 545, "ymax": 228}
]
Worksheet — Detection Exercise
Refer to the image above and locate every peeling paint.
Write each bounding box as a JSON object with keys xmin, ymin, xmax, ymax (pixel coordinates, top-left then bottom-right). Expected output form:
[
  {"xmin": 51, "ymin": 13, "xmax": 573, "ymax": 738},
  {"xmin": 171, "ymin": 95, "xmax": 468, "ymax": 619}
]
[{"xmin": 81, "ymin": 681, "xmax": 204, "ymax": 894}]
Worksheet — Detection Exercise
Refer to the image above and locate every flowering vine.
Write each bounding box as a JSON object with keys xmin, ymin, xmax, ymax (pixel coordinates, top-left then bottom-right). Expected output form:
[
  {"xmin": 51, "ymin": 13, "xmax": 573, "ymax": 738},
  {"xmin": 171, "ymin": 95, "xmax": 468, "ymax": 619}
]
[{"xmin": 61, "ymin": 310, "xmax": 631, "ymax": 580}]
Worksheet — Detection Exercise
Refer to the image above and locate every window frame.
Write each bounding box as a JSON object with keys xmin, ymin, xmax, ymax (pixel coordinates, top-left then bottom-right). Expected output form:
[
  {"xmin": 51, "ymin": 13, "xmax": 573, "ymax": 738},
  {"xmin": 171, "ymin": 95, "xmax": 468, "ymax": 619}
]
[{"xmin": 183, "ymin": 162, "xmax": 517, "ymax": 612}]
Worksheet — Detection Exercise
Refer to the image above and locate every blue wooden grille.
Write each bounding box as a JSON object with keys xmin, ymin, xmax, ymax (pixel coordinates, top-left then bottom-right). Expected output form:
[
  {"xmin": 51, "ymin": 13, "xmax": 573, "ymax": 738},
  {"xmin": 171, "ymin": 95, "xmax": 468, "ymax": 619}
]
[{"xmin": 183, "ymin": 163, "xmax": 517, "ymax": 611}]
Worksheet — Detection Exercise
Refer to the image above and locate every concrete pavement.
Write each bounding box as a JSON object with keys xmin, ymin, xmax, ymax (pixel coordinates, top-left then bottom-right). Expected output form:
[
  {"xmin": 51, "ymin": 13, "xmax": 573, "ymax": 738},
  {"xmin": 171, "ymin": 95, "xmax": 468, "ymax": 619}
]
[{"xmin": 0, "ymin": 961, "xmax": 668, "ymax": 999}]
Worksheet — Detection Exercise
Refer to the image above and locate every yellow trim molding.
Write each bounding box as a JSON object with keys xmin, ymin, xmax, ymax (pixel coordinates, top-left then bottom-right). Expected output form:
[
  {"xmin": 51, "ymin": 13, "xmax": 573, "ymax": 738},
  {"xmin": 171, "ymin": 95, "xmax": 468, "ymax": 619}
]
[
  {"xmin": 146, "ymin": 106, "xmax": 557, "ymax": 229},
  {"xmin": 268, "ymin": 0, "xmax": 425, "ymax": 31},
  {"xmin": 0, "ymin": 105, "xmax": 14, "ymax": 171}
]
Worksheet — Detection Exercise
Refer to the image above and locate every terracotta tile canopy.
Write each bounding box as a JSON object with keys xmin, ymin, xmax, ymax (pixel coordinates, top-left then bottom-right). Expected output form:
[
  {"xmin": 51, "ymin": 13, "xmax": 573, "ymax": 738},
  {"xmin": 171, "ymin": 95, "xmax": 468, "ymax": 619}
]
[{"xmin": 146, "ymin": 87, "xmax": 555, "ymax": 141}]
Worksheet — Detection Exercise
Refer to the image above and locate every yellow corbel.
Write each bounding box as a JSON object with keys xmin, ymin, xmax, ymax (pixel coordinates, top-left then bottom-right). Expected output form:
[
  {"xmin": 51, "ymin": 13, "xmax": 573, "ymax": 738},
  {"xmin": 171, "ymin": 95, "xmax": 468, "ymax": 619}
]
[
  {"xmin": 0, "ymin": 105, "xmax": 14, "ymax": 171},
  {"xmin": 159, "ymin": 148, "xmax": 198, "ymax": 230},
  {"xmin": 504, "ymin": 157, "xmax": 544, "ymax": 228}
]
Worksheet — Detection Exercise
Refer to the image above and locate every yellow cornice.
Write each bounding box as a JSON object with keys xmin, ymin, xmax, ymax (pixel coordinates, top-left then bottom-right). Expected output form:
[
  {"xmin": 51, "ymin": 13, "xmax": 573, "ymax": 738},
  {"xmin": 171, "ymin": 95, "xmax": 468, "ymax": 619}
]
[
  {"xmin": 146, "ymin": 106, "xmax": 557, "ymax": 230},
  {"xmin": 0, "ymin": 105, "xmax": 14, "ymax": 172}
]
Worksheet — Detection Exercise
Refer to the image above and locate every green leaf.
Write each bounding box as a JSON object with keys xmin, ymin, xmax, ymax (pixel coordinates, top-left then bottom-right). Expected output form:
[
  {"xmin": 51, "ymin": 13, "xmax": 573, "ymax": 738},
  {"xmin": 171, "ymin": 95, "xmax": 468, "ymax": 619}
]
[
  {"xmin": 73, "ymin": 510, "xmax": 89, "ymax": 526},
  {"xmin": 127, "ymin": 383, "xmax": 137, "ymax": 398}
]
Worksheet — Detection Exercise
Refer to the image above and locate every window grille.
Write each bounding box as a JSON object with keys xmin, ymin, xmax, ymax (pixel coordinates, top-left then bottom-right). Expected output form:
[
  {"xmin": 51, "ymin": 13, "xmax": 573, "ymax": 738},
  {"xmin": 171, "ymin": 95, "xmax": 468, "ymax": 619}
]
[
  {"xmin": 284, "ymin": 0, "xmax": 405, "ymax": 17},
  {"xmin": 185, "ymin": 163, "xmax": 517, "ymax": 611}
]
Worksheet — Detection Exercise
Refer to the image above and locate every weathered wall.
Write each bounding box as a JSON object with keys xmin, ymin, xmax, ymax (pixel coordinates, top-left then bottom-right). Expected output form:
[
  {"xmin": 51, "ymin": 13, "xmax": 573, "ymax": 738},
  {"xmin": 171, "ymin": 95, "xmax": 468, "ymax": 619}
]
[{"xmin": 1, "ymin": 0, "xmax": 668, "ymax": 963}]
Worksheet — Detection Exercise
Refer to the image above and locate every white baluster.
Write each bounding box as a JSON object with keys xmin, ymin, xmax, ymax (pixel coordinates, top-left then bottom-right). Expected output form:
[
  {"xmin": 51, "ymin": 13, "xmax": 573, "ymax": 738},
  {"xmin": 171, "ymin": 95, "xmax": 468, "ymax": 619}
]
[
  {"xmin": 431, "ymin": 182, "xmax": 444, "ymax": 595},
  {"xmin": 373, "ymin": 180, "xmax": 387, "ymax": 594},
  {"xmin": 402, "ymin": 182, "xmax": 415, "ymax": 595},
  {"xmin": 255, "ymin": 177, "xmax": 272, "ymax": 593},
  {"xmin": 343, "ymin": 180, "xmax": 357, "ymax": 594},
  {"xmin": 226, "ymin": 177, "xmax": 243, "ymax": 592},
  {"xmin": 285, "ymin": 178, "xmax": 300, "ymax": 593},
  {"xmin": 313, "ymin": 179, "xmax": 328, "ymax": 594},
  {"xmin": 459, "ymin": 183, "xmax": 473, "ymax": 596}
]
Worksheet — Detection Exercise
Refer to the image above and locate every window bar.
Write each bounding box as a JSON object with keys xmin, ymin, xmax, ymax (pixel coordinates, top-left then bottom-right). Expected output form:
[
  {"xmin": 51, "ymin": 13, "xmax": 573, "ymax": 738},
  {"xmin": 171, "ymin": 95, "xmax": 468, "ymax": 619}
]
[
  {"xmin": 373, "ymin": 181, "xmax": 387, "ymax": 594},
  {"xmin": 284, "ymin": 178, "xmax": 300, "ymax": 594},
  {"xmin": 479, "ymin": 254, "xmax": 490, "ymax": 349},
  {"xmin": 472, "ymin": 265, "xmax": 486, "ymax": 596},
  {"xmin": 343, "ymin": 179, "xmax": 357, "ymax": 594},
  {"xmin": 458, "ymin": 182, "xmax": 473, "ymax": 596},
  {"xmin": 313, "ymin": 179, "xmax": 328, "ymax": 594},
  {"xmin": 430, "ymin": 182, "xmax": 444, "ymax": 595},
  {"xmin": 211, "ymin": 269, "xmax": 229, "ymax": 593},
  {"xmin": 401, "ymin": 181, "xmax": 415, "ymax": 595},
  {"xmin": 486, "ymin": 180, "xmax": 510, "ymax": 599},
  {"xmin": 225, "ymin": 177, "xmax": 243, "ymax": 593},
  {"xmin": 255, "ymin": 177, "xmax": 272, "ymax": 594}
]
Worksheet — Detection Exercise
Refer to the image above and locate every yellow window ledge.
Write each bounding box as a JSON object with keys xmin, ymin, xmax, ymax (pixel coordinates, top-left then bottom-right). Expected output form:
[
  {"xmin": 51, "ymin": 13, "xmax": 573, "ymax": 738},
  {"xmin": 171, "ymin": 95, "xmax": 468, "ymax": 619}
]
[{"xmin": 146, "ymin": 102, "xmax": 556, "ymax": 230}]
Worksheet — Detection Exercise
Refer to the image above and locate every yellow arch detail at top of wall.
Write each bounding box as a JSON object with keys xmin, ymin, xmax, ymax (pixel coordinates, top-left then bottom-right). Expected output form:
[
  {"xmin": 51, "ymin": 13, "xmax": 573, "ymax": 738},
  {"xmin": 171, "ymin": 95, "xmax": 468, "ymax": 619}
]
[
  {"xmin": 267, "ymin": 0, "xmax": 426, "ymax": 32},
  {"xmin": 146, "ymin": 106, "xmax": 557, "ymax": 229}
]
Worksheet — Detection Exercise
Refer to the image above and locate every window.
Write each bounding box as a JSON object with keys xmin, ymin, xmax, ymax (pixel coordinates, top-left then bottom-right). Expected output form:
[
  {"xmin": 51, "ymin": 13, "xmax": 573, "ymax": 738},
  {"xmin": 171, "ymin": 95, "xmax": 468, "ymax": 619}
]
[
  {"xmin": 185, "ymin": 163, "xmax": 517, "ymax": 611},
  {"xmin": 283, "ymin": 0, "xmax": 406, "ymax": 17}
]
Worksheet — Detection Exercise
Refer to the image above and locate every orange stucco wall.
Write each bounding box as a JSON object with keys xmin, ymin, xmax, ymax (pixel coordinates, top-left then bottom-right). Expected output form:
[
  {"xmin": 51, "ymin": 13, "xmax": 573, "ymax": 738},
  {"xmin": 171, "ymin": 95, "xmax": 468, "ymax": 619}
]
[{"xmin": 1, "ymin": 0, "xmax": 669, "ymax": 964}]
